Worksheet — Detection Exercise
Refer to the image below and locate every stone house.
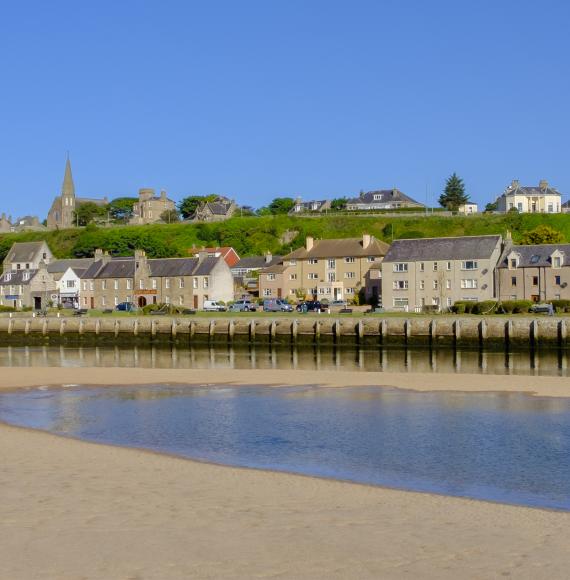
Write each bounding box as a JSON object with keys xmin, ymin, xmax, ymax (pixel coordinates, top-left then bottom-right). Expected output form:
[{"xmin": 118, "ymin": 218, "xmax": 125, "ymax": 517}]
[
  {"xmin": 497, "ymin": 244, "xmax": 570, "ymax": 302},
  {"xmin": 381, "ymin": 235, "xmax": 503, "ymax": 311},
  {"xmin": 192, "ymin": 198, "xmax": 236, "ymax": 222},
  {"xmin": 495, "ymin": 180, "xmax": 562, "ymax": 213},
  {"xmin": 80, "ymin": 249, "xmax": 233, "ymax": 310},
  {"xmin": 258, "ymin": 234, "xmax": 389, "ymax": 301},
  {"xmin": 2, "ymin": 241, "xmax": 53, "ymax": 273},
  {"xmin": 288, "ymin": 199, "xmax": 331, "ymax": 214},
  {"xmin": 129, "ymin": 189, "xmax": 176, "ymax": 225},
  {"xmin": 346, "ymin": 189, "xmax": 424, "ymax": 211}
]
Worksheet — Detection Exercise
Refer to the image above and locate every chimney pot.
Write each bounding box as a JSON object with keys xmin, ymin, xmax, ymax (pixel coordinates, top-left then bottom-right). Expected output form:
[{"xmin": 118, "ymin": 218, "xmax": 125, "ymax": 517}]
[
  {"xmin": 539, "ymin": 179, "xmax": 548, "ymax": 189},
  {"xmin": 363, "ymin": 233, "xmax": 372, "ymax": 249},
  {"xmin": 306, "ymin": 236, "xmax": 314, "ymax": 251}
]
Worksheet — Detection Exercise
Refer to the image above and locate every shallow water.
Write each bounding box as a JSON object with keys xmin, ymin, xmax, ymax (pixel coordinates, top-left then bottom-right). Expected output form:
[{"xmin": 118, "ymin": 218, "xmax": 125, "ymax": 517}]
[
  {"xmin": 1, "ymin": 384, "xmax": 569, "ymax": 510},
  {"xmin": 0, "ymin": 344, "xmax": 568, "ymax": 376}
]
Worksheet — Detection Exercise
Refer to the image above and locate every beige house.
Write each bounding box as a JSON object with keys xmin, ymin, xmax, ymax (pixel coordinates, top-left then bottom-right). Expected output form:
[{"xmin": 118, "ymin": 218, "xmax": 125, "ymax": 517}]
[
  {"xmin": 381, "ymin": 235, "xmax": 503, "ymax": 311},
  {"xmin": 458, "ymin": 202, "xmax": 478, "ymax": 215},
  {"xmin": 80, "ymin": 249, "xmax": 233, "ymax": 310},
  {"xmin": 497, "ymin": 244, "xmax": 570, "ymax": 302},
  {"xmin": 129, "ymin": 189, "xmax": 176, "ymax": 225},
  {"xmin": 346, "ymin": 189, "xmax": 424, "ymax": 211},
  {"xmin": 496, "ymin": 180, "xmax": 562, "ymax": 213},
  {"xmin": 288, "ymin": 199, "xmax": 331, "ymax": 214},
  {"xmin": 259, "ymin": 234, "xmax": 389, "ymax": 302}
]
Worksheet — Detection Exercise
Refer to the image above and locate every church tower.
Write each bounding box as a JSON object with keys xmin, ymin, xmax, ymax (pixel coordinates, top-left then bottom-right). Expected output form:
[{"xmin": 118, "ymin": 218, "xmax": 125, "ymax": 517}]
[{"xmin": 60, "ymin": 156, "xmax": 76, "ymax": 228}]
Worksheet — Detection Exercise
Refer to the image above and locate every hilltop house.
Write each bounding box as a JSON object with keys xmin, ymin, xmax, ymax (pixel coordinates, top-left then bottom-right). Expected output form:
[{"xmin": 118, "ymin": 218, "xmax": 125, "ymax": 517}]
[
  {"xmin": 192, "ymin": 197, "xmax": 236, "ymax": 222},
  {"xmin": 288, "ymin": 199, "xmax": 331, "ymax": 214},
  {"xmin": 129, "ymin": 188, "xmax": 176, "ymax": 225},
  {"xmin": 346, "ymin": 189, "xmax": 424, "ymax": 212},
  {"xmin": 381, "ymin": 235, "xmax": 503, "ymax": 311},
  {"xmin": 495, "ymin": 180, "xmax": 562, "ymax": 213}
]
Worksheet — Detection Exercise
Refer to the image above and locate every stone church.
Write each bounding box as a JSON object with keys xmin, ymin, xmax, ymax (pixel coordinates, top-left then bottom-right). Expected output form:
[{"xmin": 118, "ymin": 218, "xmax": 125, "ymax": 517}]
[{"xmin": 46, "ymin": 157, "xmax": 107, "ymax": 229}]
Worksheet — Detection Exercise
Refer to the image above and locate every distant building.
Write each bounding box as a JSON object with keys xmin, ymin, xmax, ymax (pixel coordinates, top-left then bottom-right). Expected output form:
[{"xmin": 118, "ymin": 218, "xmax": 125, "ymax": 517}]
[
  {"xmin": 288, "ymin": 198, "xmax": 331, "ymax": 214},
  {"xmin": 495, "ymin": 180, "xmax": 562, "ymax": 213},
  {"xmin": 190, "ymin": 247, "xmax": 241, "ymax": 268},
  {"xmin": 346, "ymin": 189, "xmax": 424, "ymax": 211},
  {"xmin": 562, "ymin": 200, "xmax": 570, "ymax": 214},
  {"xmin": 0, "ymin": 213, "xmax": 12, "ymax": 233},
  {"xmin": 47, "ymin": 157, "xmax": 108, "ymax": 229},
  {"xmin": 0, "ymin": 214, "xmax": 44, "ymax": 232},
  {"xmin": 129, "ymin": 188, "xmax": 176, "ymax": 225},
  {"xmin": 381, "ymin": 235, "xmax": 503, "ymax": 311},
  {"xmin": 457, "ymin": 202, "xmax": 478, "ymax": 215},
  {"xmin": 193, "ymin": 197, "xmax": 236, "ymax": 222},
  {"xmin": 231, "ymin": 253, "xmax": 282, "ymax": 277},
  {"xmin": 497, "ymin": 244, "xmax": 570, "ymax": 303}
]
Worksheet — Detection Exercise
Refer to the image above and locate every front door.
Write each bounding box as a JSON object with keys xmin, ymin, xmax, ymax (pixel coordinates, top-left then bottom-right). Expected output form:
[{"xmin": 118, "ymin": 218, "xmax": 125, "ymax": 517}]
[
  {"xmin": 277, "ymin": 288, "xmax": 282, "ymax": 298},
  {"xmin": 90, "ymin": 297, "xmax": 94, "ymax": 309},
  {"xmin": 34, "ymin": 296, "xmax": 42, "ymax": 310},
  {"xmin": 193, "ymin": 295, "xmax": 198, "ymax": 309},
  {"xmin": 138, "ymin": 296, "xmax": 147, "ymax": 308}
]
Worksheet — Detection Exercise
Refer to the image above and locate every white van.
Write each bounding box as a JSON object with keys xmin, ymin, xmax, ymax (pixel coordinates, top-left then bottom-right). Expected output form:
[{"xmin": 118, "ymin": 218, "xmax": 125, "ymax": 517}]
[{"xmin": 203, "ymin": 300, "xmax": 227, "ymax": 312}]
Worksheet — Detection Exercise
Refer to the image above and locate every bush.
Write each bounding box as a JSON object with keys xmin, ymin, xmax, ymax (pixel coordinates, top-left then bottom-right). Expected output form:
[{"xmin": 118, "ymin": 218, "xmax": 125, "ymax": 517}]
[
  {"xmin": 471, "ymin": 300, "xmax": 498, "ymax": 315},
  {"xmin": 499, "ymin": 300, "xmax": 532, "ymax": 314},
  {"xmin": 142, "ymin": 303, "xmax": 161, "ymax": 314},
  {"xmin": 452, "ymin": 301, "xmax": 476, "ymax": 314},
  {"xmin": 550, "ymin": 299, "xmax": 570, "ymax": 313},
  {"xmin": 0, "ymin": 305, "xmax": 15, "ymax": 312}
]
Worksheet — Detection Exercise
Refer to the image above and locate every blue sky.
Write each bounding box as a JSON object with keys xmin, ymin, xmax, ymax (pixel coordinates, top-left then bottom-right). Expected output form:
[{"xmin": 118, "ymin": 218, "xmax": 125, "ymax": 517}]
[{"xmin": 1, "ymin": 0, "xmax": 569, "ymax": 218}]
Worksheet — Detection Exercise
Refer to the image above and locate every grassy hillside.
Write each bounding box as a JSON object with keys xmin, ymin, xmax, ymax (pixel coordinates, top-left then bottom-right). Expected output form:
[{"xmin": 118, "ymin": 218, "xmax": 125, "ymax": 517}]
[{"xmin": 1, "ymin": 212, "xmax": 569, "ymax": 262}]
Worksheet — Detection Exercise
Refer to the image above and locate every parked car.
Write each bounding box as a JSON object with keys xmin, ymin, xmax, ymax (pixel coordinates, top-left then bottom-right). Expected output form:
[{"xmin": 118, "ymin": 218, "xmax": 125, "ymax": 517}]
[
  {"xmin": 203, "ymin": 300, "xmax": 227, "ymax": 312},
  {"xmin": 530, "ymin": 303, "xmax": 554, "ymax": 315},
  {"xmin": 263, "ymin": 299, "xmax": 293, "ymax": 312},
  {"xmin": 329, "ymin": 300, "xmax": 348, "ymax": 308},
  {"xmin": 230, "ymin": 299, "xmax": 257, "ymax": 312},
  {"xmin": 116, "ymin": 302, "xmax": 137, "ymax": 312},
  {"xmin": 296, "ymin": 300, "xmax": 323, "ymax": 313}
]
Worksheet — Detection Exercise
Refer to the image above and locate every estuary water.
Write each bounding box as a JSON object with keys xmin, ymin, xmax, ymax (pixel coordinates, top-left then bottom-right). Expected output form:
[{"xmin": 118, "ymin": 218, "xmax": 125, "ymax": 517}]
[{"xmin": 1, "ymin": 384, "xmax": 569, "ymax": 510}]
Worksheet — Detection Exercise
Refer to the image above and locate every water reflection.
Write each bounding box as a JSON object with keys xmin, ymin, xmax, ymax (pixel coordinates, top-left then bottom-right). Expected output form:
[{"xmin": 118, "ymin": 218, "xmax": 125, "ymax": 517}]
[{"xmin": 0, "ymin": 344, "xmax": 567, "ymax": 376}]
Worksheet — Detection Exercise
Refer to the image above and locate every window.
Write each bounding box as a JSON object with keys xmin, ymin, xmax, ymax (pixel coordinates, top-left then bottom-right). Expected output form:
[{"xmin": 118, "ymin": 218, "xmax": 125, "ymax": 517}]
[
  {"xmin": 446, "ymin": 262, "xmax": 452, "ymax": 271},
  {"xmin": 179, "ymin": 296, "xmax": 184, "ymax": 305},
  {"xmin": 327, "ymin": 272, "xmax": 335, "ymax": 282},
  {"xmin": 101, "ymin": 280, "xmax": 107, "ymax": 290},
  {"xmin": 461, "ymin": 260, "xmax": 478, "ymax": 270},
  {"xmin": 165, "ymin": 278, "xmax": 170, "ymax": 289},
  {"xmin": 289, "ymin": 259, "xmax": 297, "ymax": 266},
  {"xmin": 4, "ymin": 273, "xmax": 11, "ymax": 282},
  {"xmin": 530, "ymin": 255, "xmax": 540, "ymax": 264},
  {"xmin": 66, "ymin": 280, "xmax": 74, "ymax": 288},
  {"xmin": 367, "ymin": 257, "xmax": 375, "ymax": 262},
  {"xmin": 460, "ymin": 279, "xmax": 478, "ymax": 289},
  {"xmin": 267, "ymin": 273, "xmax": 276, "ymax": 281},
  {"xmin": 555, "ymin": 275, "xmax": 561, "ymax": 286},
  {"xmin": 510, "ymin": 258, "xmax": 517, "ymax": 269},
  {"xmin": 263, "ymin": 289, "xmax": 272, "ymax": 297},
  {"xmin": 532, "ymin": 276, "xmax": 539, "ymax": 286},
  {"xmin": 553, "ymin": 256, "xmax": 562, "ymax": 268},
  {"xmin": 433, "ymin": 280, "xmax": 439, "ymax": 290},
  {"xmin": 289, "ymin": 273, "xmax": 297, "ymax": 281},
  {"xmin": 193, "ymin": 278, "xmax": 198, "ymax": 289},
  {"xmin": 511, "ymin": 276, "xmax": 517, "ymax": 287},
  {"xmin": 393, "ymin": 280, "xmax": 409, "ymax": 290},
  {"xmin": 433, "ymin": 262, "xmax": 438, "ymax": 272},
  {"xmin": 308, "ymin": 273, "xmax": 318, "ymax": 280},
  {"xmin": 101, "ymin": 297, "xmax": 106, "ymax": 307},
  {"xmin": 517, "ymin": 202, "xmax": 523, "ymax": 212},
  {"xmin": 152, "ymin": 279, "xmax": 157, "ymax": 289},
  {"xmin": 23, "ymin": 273, "xmax": 30, "ymax": 282},
  {"xmin": 290, "ymin": 289, "xmax": 296, "ymax": 295},
  {"xmin": 308, "ymin": 259, "xmax": 318, "ymax": 265},
  {"xmin": 393, "ymin": 263, "xmax": 408, "ymax": 272},
  {"xmin": 327, "ymin": 259, "xmax": 336, "ymax": 269},
  {"xmin": 345, "ymin": 272, "xmax": 355, "ymax": 279},
  {"xmin": 165, "ymin": 296, "xmax": 170, "ymax": 304},
  {"xmin": 203, "ymin": 277, "xmax": 209, "ymax": 289},
  {"xmin": 447, "ymin": 297, "xmax": 453, "ymax": 307},
  {"xmin": 179, "ymin": 278, "xmax": 185, "ymax": 289},
  {"xmin": 114, "ymin": 280, "xmax": 119, "ymax": 290},
  {"xmin": 25, "ymin": 263, "xmax": 29, "ymax": 269},
  {"xmin": 345, "ymin": 287, "xmax": 354, "ymax": 294},
  {"xmin": 126, "ymin": 279, "xmax": 132, "ymax": 290},
  {"xmin": 16, "ymin": 264, "xmax": 21, "ymax": 270},
  {"xmin": 114, "ymin": 297, "xmax": 118, "ymax": 306},
  {"xmin": 393, "ymin": 297, "xmax": 409, "ymax": 307},
  {"xmin": 90, "ymin": 281, "xmax": 94, "ymax": 291},
  {"xmin": 432, "ymin": 297, "xmax": 440, "ymax": 306},
  {"xmin": 548, "ymin": 203, "xmax": 554, "ymax": 213},
  {"xmin": 419, "ymin": 280, "xmax": 425, "ymax": 290},
  {"xmin": 419, "ymin": 262, "xmax": 425, "ymax": 272},
  {"xmin": 345, "ymin": 257, "xmax": 355, "ymax": 263},
  {"xmin": 446, "ymin": 279, "xmax": 451, "ymax": 289},
  {"xmin": 83, "ymin": 281, "xmax": 87, "ymax": 291}
]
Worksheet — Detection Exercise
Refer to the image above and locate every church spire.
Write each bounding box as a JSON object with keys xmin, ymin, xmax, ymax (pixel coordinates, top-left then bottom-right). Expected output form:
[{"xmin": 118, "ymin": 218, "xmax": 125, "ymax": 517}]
[{"xmin": 61, "ymin": 155, "xmax": 75, "ymax": 197}]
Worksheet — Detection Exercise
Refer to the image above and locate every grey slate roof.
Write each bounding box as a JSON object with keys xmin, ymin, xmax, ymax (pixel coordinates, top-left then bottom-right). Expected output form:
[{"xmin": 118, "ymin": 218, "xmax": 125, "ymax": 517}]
[
  {"xmin": 286, "ymin": 237, "xmax": 389, "ymax": 260},
  {"xmin": 47, "ymin": 258, "xmax": 95, "ymax": 273},
  {"xmin": 4, "ymin": 242, "xmax": 47, "ymax": 264},
  {"xmin": 383, "ymin": 235, "xmax": 502, "ymax": 262},
  {"xmin": 502, "ymin": 183, "xmax": 561, "ymax": 198},
  {"xmin": 347, "ymin": 189, "xmax": 423, "ymax": 206},
  {"xmin": 0, "ymin": 269, "xmax": 38, "ymax": 286},
  {"xmin": 206, "ymin": 202, "xmax": 233, "ymax": 215},
  {"xmin": 233, "ymin": 255, "xmax": 283, "ymax": 270},
  {"xmin": 499, "ymin": 244, "xmax": 570, "ymax": 268}
]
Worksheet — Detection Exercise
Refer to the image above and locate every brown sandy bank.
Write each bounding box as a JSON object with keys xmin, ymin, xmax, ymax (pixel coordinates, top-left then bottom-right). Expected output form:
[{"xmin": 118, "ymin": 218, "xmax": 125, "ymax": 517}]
[
  {"xmin": 1, "ymin": 423, "xmax": 569, "ymax": 580},
  {"xmin": 1, "ymin": 365, "xmax": 570, "ymax": 397}
]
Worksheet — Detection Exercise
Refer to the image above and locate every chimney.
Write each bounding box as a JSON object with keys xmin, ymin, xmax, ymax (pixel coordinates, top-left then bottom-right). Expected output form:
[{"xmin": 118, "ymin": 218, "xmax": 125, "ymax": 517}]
[
  {"xmin": 160, "ymin": 189, "xmax": 167, "ymax": 200},
  {"xmin": 265, "ymin": 251, "xmax": 273, "ymax": 264},
  {"xmin": 139, "ymin": 188, "xmax": 154, "ymax": 201},
  {"xmin": 197, "ymin": 250, "xmax": 208, "ymax": 263},
  {"xmin": 362, "ymin": 233, "xmax": 372, "ymax": 249},
  {"xmin": 306, "ymin": 236, "xmax": 314, "ymax": 251},
  {"xmin": 94, "ymin": 248, "xmax": 104, "ymax": 261},
  {"xmin": 539, "ymin": 180, "xmax": 548, "ymax": 189},
  {"xmin": 510, "ymin": 179, "xmax": 520, "ymax": 190}
]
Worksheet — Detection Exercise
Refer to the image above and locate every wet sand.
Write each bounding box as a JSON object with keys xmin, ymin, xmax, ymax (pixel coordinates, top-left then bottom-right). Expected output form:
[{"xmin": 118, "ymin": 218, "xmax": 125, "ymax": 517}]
[{"xmin": 1, "ymin": 366, "xmax": 570, "ymax": 579}]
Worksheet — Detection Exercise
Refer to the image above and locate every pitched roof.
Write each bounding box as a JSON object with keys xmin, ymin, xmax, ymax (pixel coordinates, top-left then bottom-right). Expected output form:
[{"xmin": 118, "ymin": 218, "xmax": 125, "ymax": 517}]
[
  {"xmin": 502, "ymin": 181, "xmax": 561, "ymax": 198},
  {"xmin": 4, "ymin": 242, "xmax": 47, "ymax": 264},
  {"xmin": 499, "ymin": 244, "xmax": 570, "ymax": 268},
  {"xmin": 47, "ymin": 258, "xmax": 95, "ymax": 273},
  {"xmin": 0, "ymin": 269, "xmax": 38, "ymax": 286},
  {"xmin": 347, "ymin": 189, "xmax": 423, "ymax": 206},
  {"xmin": 260, "ymin": 263, "xmax": 287, "ymax": 274},
  {"xmin": 192, "ymin": 246, "xmax": 240, "ymax": 267},
  {"xmin": 206, "ymin": 202, "xmax": 233, "ymax": 215},
  {"xmin": 383, "ymin": 235, "xmax": 502, "ymax": 262},
  {"xmin": 285, "ymin": 237, "xmax": 389, "ymax": 260},
  {"xmin": 62, "ymin": 156, "xmax": 75, "ymax": 197},
  {"xmin": 233, "ymin": 255, "xmax": 283, "ymax": 270}
]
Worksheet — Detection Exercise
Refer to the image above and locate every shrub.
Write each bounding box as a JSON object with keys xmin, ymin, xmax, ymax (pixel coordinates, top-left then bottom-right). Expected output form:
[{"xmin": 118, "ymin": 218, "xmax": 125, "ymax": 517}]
[
  {"xmin": 452, "ymin": 300, "xmax": 476, "ymax": 314},
  {"xmin": 0, "ymin": 305, "xmax": 15, "ymax": 313},
  {"xmin": 142, "ymin": 303, "xmax": 161, "ymax": 315},
  {"xmin": 550, "ymin": 299, "xmax": 570, "ymax": 313},
  {"xmin": 472, "ymin": 300, "xmax": 498, "ymax": 315},
  {"xmin": 499, "ymin": 300, "xmax": 532, "ymax": 314}
]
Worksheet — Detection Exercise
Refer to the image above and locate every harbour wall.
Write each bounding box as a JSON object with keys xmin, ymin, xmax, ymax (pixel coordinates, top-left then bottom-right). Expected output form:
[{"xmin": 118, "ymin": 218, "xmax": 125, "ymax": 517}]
[{"xmin": 0, "ymin": 316, "xmax": 568, "ymax": 350}]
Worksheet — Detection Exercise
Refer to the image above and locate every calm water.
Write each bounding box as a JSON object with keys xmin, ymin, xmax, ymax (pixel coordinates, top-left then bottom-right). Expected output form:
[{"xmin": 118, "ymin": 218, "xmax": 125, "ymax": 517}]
[
  {"xmin": 1, "ymin": 384, "xmax": 569, "ymax": 510},
  {"xmin": 0, "ymin": 344, "xmax": 568, "ymax": 376}
]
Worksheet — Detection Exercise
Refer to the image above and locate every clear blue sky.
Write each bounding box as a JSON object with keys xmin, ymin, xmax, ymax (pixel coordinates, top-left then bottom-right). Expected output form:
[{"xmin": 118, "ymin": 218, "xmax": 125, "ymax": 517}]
[{"xmin": 1, "ymin": 0, "xmax": 569, "ymax": 219}]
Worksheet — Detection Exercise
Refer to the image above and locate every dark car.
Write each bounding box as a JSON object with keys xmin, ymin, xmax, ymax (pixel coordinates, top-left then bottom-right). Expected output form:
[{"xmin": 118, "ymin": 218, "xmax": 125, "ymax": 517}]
[
  {"xmin": 296, "ymin": 300, "xmax": 323, "ymax": 313},
  {"xmin": 116, "ymin": 301, "xmax": 137, "ymax": 312}
]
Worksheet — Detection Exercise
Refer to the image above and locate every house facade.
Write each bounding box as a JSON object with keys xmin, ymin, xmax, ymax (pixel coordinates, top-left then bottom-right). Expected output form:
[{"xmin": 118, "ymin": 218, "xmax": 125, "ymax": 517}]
[
  {"xmin": 191, "ymin": 246, "xmax": 241, "ymax": 268},
  {"xmin": 381, "ymin": 235, "xmax": 503, "ymax": 311},
  {"xmin": 458, "ymin": 202, "xmax": 478, "ymax": 215},
  {"xmin": 193, "ymin": 198, "xmax": 236, "ymax": 222},
  {"xmin": 47, "ymin": 258, "xmax": 94, "ymax": 308},
  {"xmin": 129, "ymin": 189, "xmax": 176, "ymax": 225},
  {"xmin": 80, "ymin": 250, "xmax": 233, "ymax": 310},
  {"xmin": 258, "ymin": 234, "xmax": 389, "ymax": 301},
  {"xmin": 288, "ymin": 199, "xmax": 331, "ymax": 214},
  {"xmin": 496, "ymin": 180, "xmax": 562, "ymax": 213},
  {"xmin": 497, "ymin": 244, "xmax": 570, "ymax": 302},
  {"xmin": 346, "ymin": 189, "xmax": 424, "ymax": 211}
]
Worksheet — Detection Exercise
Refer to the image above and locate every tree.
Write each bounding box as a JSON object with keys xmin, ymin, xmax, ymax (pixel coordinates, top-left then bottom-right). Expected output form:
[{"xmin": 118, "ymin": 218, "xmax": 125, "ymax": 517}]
[
  {"xmin": 484, "ymin": 200, "xmax": 498, "ymax": 213},
  {"xmin": 331, "ymin": 197, "xmax": 348, "ymax": 211},
  {"xmin": 74, "ymin": 202, "xmax": 108, "ymax": 226},
  {"xmin": 178, "ymin": 195, "xmax": 218, "ymax": 219},
  {"xmin": 267, "ymin": 197, "xmax": 295, "ymax": 215},
  {"xmin": 439, "ymin": 173, "xmax": 469, "ymax": 211},
  {"xmin": 108, "ymin": 197, "xmax": 138, "ymax": 223},
  {"xmin": 160, "ymin": 209, "xmax": 180, "ymax": 223},
  {"xmin": 520, "ymin": 225, "xmax": 564, "ymax": 245}
]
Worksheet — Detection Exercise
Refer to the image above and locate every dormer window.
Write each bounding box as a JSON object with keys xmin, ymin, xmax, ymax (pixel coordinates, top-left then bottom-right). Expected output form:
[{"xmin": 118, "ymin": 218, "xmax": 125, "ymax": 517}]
[
  {"xmin": 552, "ymin": 254, "xmax": 563, "ymax": 269},
  {"xmin": 510, "ymin": 259, "xmax": 517, "ymax": 269},
  {"xmin": 373, "ymin": 194, "xmax": 382, "ymax": 201},
  {"xmin": 22, "ymin": 273, "xmax": 30, "ymax": 281},
  {"xmin": 5, "ymin": 273, "xmax": 12, "ymax": 282},
  {"xmin": 530, "ymin": 255, "xmax": 540, "ymax": 264}
]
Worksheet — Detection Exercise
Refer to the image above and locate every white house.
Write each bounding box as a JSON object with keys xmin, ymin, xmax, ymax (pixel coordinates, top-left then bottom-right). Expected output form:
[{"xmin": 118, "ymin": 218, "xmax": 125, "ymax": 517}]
[
  {"xmin": 458, "ymin": 202, "xmax": 478, "ymax": 215},
  {"xmin": 496, "ymin": 180, "xmax": 562, "ymax": 213}
]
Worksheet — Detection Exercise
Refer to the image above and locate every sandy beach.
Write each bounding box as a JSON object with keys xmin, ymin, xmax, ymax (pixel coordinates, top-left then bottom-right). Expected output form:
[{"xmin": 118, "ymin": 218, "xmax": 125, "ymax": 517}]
[{"xmin": 1, "ymin": 367, "xmax": 570, "ymax": 579}]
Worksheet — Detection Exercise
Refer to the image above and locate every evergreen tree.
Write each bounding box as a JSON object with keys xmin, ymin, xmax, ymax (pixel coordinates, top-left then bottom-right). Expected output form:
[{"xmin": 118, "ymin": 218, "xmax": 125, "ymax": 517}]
[{"xmin": 439, "ymin": 173, "xmax": 469, "ymax": 211}]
